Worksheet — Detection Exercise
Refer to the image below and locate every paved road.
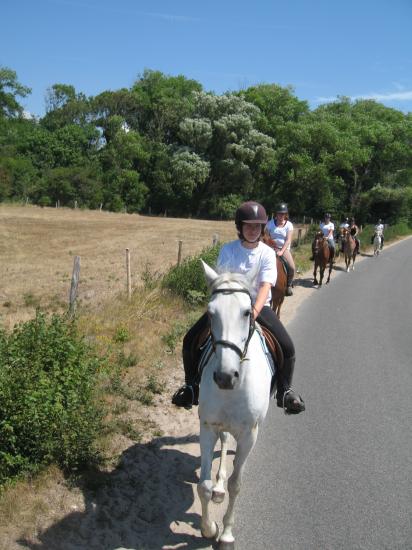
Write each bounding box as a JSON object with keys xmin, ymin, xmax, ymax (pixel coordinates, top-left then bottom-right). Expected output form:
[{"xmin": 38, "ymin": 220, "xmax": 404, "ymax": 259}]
[{"xmin": 235, "ymin": 238, "xmax": 412, "ymax": 550}]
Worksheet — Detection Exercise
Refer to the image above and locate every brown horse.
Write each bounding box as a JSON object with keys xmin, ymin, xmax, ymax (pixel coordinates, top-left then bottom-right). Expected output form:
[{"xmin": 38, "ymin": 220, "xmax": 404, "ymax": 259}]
[
  {"xmin": 312, "ymin": 231, "xmax": 334, "ymax": 286},
  {"xmin": 344, "ymin": 229, "xmax": 357, "ymax": 271},
  {"xmin": 263, "ymin": 235, "xmax": 287, "ymax": 318}
]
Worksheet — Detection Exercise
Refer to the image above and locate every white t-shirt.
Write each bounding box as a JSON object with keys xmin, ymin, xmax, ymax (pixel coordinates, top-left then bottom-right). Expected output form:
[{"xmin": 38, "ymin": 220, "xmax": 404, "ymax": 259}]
[
  {"xmin": 217, "ymin": 240, "xmax": 277, "ymax": 307},
  {"xmin": 320, "ymin": 221, "xmax": 335, "ymax": 240},
  {"xmin": 266, "ymin": 219, "xmax": 294, "ymax": 250},
  {"xmin": 375, "ymin": 223, "xmax": 384, "ymax": 233},
  {"xmin": 340, "ymin": 222, "xmax": 349, "ymax": 229}
]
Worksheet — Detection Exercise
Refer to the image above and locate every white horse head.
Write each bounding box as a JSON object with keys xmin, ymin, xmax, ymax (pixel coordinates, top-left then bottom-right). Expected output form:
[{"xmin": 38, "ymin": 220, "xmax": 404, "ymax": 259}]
[{"xmin": 197, "ymin": 260, "xmax": 272, "ymax": 547}]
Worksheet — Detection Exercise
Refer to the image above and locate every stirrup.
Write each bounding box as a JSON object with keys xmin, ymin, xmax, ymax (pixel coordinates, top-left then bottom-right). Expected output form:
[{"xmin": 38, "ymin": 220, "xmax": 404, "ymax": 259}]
[
  {"xmin": 171, "ymin": 384, "xmax": 196, "ymax": 409},
  {"xmin": 276, "ymin": 389, "xmax": 305, "ymax": 415}
]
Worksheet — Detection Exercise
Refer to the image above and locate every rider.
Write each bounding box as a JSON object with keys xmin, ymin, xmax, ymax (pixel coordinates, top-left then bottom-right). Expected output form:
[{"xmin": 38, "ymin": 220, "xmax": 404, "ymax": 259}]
[
  {"xmin": 265, "ymin": 202, "xmax": 295, "ymax": 296},
  {"xmin": 171, "ymin": 201, "xmax": 305, "ymax": 415},
  {"xmin": 339, "ymin": 217, "xmax": 350, "ymax": 252},
  {"xmin": 317, "ymin": 213, "xmax": 335, "ymax": 259},
  {"xmin": 372, "ymin": 218, "xmax": 384, "ymax": 249},
  {"xmin": 349, "ymin": 217, "xmax": 360, "ymax": 254}
]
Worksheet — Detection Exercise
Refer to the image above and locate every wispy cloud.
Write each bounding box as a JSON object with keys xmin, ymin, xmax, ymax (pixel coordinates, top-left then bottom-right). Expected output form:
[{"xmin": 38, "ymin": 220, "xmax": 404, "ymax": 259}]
[
  {"xmin": 45, "ymin": 0, "xmax": 201, "ymax": 23},
  {"xmin": 145, "ymin": 12, "xmax": 201, "ymax": 23},
  {"xmin": 316, "ymin": 90, "xmax": 412, "ymax": 104}
]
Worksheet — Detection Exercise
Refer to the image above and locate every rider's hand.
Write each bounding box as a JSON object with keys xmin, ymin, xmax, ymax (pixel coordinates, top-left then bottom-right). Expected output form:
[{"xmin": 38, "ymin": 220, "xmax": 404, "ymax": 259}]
[{"xmin": 277, "ymin": 250, "xmax": 284, "ymax": 257}]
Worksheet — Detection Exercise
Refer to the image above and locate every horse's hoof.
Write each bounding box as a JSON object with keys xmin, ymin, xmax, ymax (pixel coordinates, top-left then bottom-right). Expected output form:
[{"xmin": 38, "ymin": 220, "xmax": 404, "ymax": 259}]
[
  {"xmin": 218, "ymin": 539, "xmax": 235, "ymax": 549},
  {"xmin": 212, "ymin": 489, "xmax": 225, "ymax": 504},
  {"xmin": 201, "ymin": 521, "xmax": 218, "ymax": 540}
]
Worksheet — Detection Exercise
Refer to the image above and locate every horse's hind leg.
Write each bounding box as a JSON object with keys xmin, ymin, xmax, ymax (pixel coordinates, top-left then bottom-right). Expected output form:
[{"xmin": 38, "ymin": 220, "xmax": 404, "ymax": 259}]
[
  {"xmin": 213, "ymin": 431, "xmax": 230, "ymax": 504},
  {"xmin": 198, "ymin": 425, "xmax": 219, "ymax": 539},
  {"xmin": 219, "ymin": 427, "xmax": 258, "ymax": 547}
]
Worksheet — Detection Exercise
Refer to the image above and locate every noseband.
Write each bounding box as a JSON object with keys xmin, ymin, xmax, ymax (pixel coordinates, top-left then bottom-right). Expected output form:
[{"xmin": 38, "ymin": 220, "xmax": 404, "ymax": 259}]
[{"xmin": 210, "ymin": 287, "xmax": 255, "ymax": 361}]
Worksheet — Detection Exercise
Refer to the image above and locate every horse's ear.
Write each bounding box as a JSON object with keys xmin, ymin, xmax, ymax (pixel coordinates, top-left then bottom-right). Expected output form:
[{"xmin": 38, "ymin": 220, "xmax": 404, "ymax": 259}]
[{"xmin": 201, "ymin": 260, "xmax": 218, "ymax": 288}]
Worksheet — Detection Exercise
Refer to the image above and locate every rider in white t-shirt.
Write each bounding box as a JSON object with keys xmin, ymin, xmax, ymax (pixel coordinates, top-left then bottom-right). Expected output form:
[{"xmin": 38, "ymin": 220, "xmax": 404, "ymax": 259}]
[
  {"xmin": 265, "ymin": 202, "xmax": 295, "ymax": 296},
  {"xmin": 372, "ymin": 218, "xmax": 384, "ymax": 249},
  {"xmin": 172, "ymin": 201, "xmax": 305, "ymax": 415}
]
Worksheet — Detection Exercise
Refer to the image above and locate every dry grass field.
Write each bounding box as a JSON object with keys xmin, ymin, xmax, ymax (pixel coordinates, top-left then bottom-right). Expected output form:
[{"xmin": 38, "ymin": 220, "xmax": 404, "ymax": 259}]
[{"xmin": 0, "ymin": 204, "xmax": 236, "ymax": 328}]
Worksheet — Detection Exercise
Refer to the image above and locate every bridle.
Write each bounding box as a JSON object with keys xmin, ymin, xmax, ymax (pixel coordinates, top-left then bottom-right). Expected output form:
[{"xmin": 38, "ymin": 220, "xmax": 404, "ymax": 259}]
[{"xmin": 210, "ymin": 287, "xmax": 255, "ymax": 362}]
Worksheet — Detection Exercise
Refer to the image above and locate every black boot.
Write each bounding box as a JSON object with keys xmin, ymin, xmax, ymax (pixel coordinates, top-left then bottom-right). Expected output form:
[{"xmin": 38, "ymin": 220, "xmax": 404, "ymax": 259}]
[
  {"xmin": 171, "ymin": 349, "xmax": 199, "ymax": 409},
  {"xmin": 275, "ymin": 357, "xmax": 305, "ymax": 414}
]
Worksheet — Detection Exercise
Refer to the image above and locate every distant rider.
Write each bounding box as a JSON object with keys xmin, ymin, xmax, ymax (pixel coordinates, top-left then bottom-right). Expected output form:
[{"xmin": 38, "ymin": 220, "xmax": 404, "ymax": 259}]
[
  {"xmin": 349, "ymin": 217, "xmax": 360, "ymax": 254},
  {"xmin": 371, "ymin": 219, "xmax": 384, "ymax": 249}
]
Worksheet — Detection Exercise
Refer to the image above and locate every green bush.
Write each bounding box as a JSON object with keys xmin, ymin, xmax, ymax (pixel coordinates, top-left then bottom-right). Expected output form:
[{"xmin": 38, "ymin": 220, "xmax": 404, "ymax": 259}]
[
  {"xmin": 0, "ymin": 312, "xmax": 104, "ymax": 485},
  {"xmin": 162, "ymin": 244, "xmax": 221, "ymax": 304}
]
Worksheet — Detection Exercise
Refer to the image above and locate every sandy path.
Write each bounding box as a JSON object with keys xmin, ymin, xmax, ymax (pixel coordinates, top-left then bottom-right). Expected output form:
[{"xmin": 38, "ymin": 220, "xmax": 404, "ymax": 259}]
[{"xmin": 2, "ymin": 243, "xmax": 402, "ymax": 550}]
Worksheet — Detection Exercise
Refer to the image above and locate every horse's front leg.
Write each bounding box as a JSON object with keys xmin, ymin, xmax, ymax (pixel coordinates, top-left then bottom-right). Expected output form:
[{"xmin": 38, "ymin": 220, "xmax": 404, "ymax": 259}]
[
  {"xmin": 219, "ymin": 426, "xmax": 258, "ymax": 548},
  {"xmin": 326, "ymin": 259, "xmax": 333, "ymax": 283},
  {"xmin": 313, "ymin": 262, "xmax": 318, "ymax": 285},
  {"xmin": 198, "ymin": 424, "xmax": 219, "ymax": 539},
  {"xmin": 213, "ymin": 431, "xmax": 230, "ymax": 504},
  {"xmin": 319, "ymin": 265, "xmax": 324, "ymax": 286}
]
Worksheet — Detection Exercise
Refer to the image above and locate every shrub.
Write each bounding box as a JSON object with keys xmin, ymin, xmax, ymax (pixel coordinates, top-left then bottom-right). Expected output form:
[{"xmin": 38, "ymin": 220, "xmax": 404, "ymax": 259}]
[
  {"xmin": 0, "ymin": 312, "xmax": 104, "ymax": 485},
  {"xmin": 162, "ymin": 244, "xmax": 220, "ymax": 304}
]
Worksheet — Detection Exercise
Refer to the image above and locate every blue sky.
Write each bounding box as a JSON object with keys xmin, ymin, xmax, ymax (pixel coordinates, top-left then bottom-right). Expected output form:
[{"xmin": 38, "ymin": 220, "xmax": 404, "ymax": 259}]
[{"xmin": 2, "ymin": 0, "xmax": 412, "ymax": 117}]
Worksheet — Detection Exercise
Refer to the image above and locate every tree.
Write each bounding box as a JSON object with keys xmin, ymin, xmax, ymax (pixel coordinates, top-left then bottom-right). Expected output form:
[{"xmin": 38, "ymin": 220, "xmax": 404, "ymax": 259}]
[{"xmin": 0, "ymin": 67, "xmax": 31, "ymax": 118}]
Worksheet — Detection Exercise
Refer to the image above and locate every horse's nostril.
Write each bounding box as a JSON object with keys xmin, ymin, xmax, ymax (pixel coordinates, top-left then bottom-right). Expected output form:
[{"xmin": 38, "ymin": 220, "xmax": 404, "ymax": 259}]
[{"xmin": 234, "ymin": 371, "xmax": 239, "ymax": 378}]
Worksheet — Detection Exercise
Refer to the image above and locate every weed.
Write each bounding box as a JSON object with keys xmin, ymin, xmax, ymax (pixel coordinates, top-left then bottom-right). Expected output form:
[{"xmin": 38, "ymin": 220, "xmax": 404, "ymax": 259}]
[{"xmin": 113, "ymin": 326, "xmax": 130, "ymax": 343}]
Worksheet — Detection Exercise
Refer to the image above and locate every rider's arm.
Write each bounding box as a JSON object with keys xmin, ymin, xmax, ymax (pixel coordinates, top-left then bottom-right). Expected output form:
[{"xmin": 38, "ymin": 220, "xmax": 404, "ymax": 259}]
[
  {"xmin": 253, "ymin": 282, "xmax": 271, "ymax": 320},
  {"xmin": 279, "ymin": 226, "xmax": 293, "ymax": 255}
]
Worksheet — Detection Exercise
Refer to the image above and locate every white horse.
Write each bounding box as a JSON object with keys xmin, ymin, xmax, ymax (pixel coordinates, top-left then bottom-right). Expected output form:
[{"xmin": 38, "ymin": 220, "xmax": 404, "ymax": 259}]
[
  {"xmin": 197, "ymin": 261, "xmax": 272, "ymax": 548},
  {"xmin": 373, "ymin": 231, "xmax": 382, "ymax": 256}
]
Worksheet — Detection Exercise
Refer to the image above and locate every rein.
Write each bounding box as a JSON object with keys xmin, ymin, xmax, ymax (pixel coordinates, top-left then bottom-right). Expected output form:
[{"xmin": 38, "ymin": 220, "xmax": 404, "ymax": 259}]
[{"xmin": 210, "ymin": 287, "xmax": 255, "ymax": 361}]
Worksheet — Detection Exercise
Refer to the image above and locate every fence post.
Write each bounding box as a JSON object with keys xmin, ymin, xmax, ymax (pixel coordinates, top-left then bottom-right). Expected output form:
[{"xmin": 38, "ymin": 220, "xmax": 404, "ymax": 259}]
[
  {"xmin": 212, "ymin": 233, "xmax": 219, "ymax": 246},
  {"xmin": 297, "ymin": 228, "xmax": 302, "ymax": 247},
  {"xmin": 177, "ymin": 240, "xmax": 183, "ymax": 266},
  {"xmin": 310, "ymin": 217, "xmax": 313, "ymax": 225},
  {"xmin": 126, "ymin": 248, "xmax": 131, "ymax": 299},
  {"xmin": 99, "ymin": 203, "xmax": 103, "ymax": 212},
  {"xmin": 68, "ymin": 256, "xmax": 81, "ymax": 318}
]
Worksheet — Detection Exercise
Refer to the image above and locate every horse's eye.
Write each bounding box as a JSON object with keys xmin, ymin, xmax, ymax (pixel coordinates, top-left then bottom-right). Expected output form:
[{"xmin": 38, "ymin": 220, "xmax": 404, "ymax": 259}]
[{"xmin": 244, "ymin": 310, "xmax": 250, "ymax": 317}]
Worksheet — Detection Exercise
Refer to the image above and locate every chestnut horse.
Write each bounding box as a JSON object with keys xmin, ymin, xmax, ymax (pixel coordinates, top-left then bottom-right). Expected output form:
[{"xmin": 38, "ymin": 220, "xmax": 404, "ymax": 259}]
[
  {"xmin": 312, "ymin": 231, "xmax": 333, "ymax": 286},
  {"xmin": 263, "ymin": 235, "xmax": 287, "ymax": 318},
  {"xmin": 344, "ymin": 230, "xmax": 357, "ymax": 271}
]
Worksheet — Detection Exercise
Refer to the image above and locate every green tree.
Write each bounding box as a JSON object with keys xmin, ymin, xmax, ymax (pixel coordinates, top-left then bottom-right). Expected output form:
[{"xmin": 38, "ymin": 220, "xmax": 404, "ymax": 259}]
[{"xmin": 0, "ymin": 67, "xmax": 31, "ymax": 118}]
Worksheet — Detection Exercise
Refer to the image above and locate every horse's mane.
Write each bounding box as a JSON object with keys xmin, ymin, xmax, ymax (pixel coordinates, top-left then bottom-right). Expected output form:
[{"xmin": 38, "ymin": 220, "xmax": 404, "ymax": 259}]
[{"xmin": 210, "ymin": 270, "xmax": 253, "ymax": 295}]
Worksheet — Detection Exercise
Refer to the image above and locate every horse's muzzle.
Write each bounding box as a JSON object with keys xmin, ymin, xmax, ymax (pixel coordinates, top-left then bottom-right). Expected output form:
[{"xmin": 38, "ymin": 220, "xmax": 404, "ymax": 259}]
[{"xmin": 213, "ymin": 370, "xmax": 239, "ymax": 390}]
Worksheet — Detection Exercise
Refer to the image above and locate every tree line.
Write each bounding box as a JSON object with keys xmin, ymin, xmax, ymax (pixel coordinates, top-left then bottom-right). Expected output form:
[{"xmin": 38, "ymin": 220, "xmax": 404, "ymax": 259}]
[{"xmin": 1, "ymin": 66, "xmax": 411, "ymax": 224}]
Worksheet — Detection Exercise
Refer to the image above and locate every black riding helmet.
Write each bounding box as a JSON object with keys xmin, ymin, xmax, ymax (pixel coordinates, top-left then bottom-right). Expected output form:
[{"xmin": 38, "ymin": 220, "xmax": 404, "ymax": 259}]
[
  {"xmin": 276, "ymin": 202, "xmax": 288, "ymax": 214},
  {"xmin": 235, "ymin": 201, "xmax": 268, "ymax": 241}
]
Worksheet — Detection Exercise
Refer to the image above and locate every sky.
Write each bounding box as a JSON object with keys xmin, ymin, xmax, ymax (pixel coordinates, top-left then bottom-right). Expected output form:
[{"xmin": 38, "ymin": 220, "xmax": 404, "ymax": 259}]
[{"xmin": 2, "ymin": 0, "xmax": 412, "ymax": 118}]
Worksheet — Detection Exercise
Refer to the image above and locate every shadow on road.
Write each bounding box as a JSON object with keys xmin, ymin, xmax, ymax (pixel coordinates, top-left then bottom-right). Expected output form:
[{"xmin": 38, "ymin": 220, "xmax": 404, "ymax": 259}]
[{"xmin": 17, "ymin": 434, "xmax": 216, "ymax": 550}]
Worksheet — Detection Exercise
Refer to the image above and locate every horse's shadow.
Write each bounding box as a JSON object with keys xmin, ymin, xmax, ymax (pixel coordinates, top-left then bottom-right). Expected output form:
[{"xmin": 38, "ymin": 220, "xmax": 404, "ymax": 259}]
[
  {"xmin": 17, "ymin": 434, "xmax": 219, "ymax": 550},
  {"xmin": 294, "ymin": 277, "xmax": 316, "ymax": 289}
]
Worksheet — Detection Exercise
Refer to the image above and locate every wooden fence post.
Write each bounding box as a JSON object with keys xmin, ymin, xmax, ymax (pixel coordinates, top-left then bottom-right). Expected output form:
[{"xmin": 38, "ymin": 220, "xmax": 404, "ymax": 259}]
[
  {"xmin": 297, "ymin": 228, "xmax": 302, "ymax": 247},
  {"xmin": 68, "ymin": 256, "xmax": 81, "ymax": 318},
  {"xmin": 212, "ymin": 233, "xmax": 219, "ymax": 246},
  {"xmin": 177, "ymin": 240, "xmax": 183, "ymax": 266},
  {"xmin": 303, "ymin": 215, "xmax": 306, "ymax": 224},
  {"xmin": 126, "ymin": 248, "xmax": 131, "ymax": 299}
]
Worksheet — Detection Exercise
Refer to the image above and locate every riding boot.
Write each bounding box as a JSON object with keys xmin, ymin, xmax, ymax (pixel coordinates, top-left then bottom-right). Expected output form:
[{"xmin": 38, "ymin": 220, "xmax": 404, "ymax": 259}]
[
  {"xmin": 275, "ymin": 356, "xmax": 305, "ymax": 414},
  {"xmin": 285, "ymin": 272, "xmax": 294, "ymax": 296},
  {"xmin": 171, "ymin": 349, "xmax": 199, "ymax": 408}
]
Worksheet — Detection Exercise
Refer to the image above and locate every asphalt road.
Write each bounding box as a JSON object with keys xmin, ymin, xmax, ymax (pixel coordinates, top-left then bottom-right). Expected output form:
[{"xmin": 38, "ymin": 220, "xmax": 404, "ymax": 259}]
[{"xmin": 234, "ymin": 238, "xmax": 412, "ymax": 550}]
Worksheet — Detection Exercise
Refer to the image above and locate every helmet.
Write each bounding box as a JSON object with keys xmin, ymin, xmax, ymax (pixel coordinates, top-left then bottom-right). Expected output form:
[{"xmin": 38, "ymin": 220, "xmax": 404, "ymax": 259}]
[
  {"xmin": 378, "ymin": 218, "xmax": 382, "ymax": 223},
  {"xmin": 235, "ymin": 201, "xmax": 268, "ymax": 226},
  {"xmin": 345, "ymin": 217, "xmax": 349, "ymax": 222},
  {"xmin": 276, "ymin": 202, "xmax": 288, "ymax": 214},
  {"xmin": 324, "ymin": 212, "xmax": 331, "ymax": 219}
]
